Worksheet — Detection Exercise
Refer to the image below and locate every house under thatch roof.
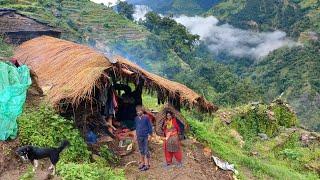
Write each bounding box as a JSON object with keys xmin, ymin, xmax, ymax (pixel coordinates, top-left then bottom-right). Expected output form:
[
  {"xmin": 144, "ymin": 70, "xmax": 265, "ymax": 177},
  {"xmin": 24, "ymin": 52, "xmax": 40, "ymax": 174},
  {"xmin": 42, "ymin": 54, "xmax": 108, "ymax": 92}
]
[
  {"xmin": 14, "ymin": 36, "xmax": 217, "ymax": 112},
  {"xmin": 0, "ymin": 8, "xmax": 61, "ymax": 44}
]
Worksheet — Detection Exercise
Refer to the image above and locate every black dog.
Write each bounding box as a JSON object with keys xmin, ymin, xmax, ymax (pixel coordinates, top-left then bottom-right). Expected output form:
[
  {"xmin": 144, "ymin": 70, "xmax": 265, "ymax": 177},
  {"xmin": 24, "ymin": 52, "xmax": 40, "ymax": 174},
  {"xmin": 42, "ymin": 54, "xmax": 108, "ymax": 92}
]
[{"xmin": 16, "ymin": 140, "xmax": 70, "ymax": 175}]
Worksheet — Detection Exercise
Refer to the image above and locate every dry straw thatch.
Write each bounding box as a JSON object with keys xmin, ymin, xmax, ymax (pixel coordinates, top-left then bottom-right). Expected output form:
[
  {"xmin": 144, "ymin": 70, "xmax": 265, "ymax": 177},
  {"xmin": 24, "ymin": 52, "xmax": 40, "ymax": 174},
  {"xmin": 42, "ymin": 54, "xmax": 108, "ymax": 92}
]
[
  {"xmin": 155, "ymin": 104, "xmax": 188, "ymax": 136},
  {"xmin": 14, "ymin": 36, "xmax": 217, "ymax": 112}
]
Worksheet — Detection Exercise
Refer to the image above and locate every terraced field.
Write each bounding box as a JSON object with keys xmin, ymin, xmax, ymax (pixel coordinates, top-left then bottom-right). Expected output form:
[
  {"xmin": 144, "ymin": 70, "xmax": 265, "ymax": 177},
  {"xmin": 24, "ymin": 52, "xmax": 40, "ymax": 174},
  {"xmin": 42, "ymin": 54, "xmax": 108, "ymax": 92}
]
[{"xmin": 1, "ymin": 0, "xmax": 149, "ymax": 48}]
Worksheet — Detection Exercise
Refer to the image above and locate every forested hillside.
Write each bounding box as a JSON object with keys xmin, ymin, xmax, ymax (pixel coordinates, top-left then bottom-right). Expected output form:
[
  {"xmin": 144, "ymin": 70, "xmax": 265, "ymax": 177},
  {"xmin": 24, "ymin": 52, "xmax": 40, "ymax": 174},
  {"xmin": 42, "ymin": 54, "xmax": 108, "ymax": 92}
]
[
  {"xmin": 251, "ymin": 41, "xmax": 320, "ymax": 131},
  {"xmin": 204, "ymin": 0, "xmax": 320, "ymax": 130},
  {"xmin": 1, "ymin": 0, "xmax": 319, "ymax": 179},
  {"xmin": 208, "ymin": 0, "xmax": 320, "ymax": 37},
  {"xmin": 128, "ymin": 0, "xmax": 220, "ymax": 15},
  {"xmin": 127, "ymin": 0, "xmax": 320, "ymax": 130},
  {"xmin": 1, "ymin": 0, "xmax": 319, "ymax": 130}
]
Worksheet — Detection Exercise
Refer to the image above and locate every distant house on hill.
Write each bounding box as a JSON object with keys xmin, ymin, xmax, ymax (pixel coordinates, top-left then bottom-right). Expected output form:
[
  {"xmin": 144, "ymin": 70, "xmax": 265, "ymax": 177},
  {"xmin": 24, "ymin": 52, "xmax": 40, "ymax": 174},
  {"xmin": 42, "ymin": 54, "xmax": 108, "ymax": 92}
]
[{"xmin": 0, "ymin": 8, "xmax": 61, "ymax": 44}]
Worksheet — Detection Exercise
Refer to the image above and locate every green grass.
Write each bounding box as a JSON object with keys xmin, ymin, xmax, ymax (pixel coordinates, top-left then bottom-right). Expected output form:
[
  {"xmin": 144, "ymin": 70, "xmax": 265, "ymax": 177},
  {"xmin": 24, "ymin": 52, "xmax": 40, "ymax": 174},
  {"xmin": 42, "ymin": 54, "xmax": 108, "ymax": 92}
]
[
  {"xmin": 0, "ymin": 36, "xmax": 13, "ymax": 58},
  {"xmin": 142, "ymin": 94, "xmax": 163, "ymax": 111},
  {"xmin": 58, "ymin": 163, "xmax": 125, "ymax": 180},
  {"xmin": 185, "ymin": 113, "xmax": 319, "ymax": 179},
  {"xmin": 141, "ymin": 94, "xmax": 319, "ymax": 179},
  {"xmin": 19, "ymin": 167, "xmax": 35, "ymax": 180},
  {"xmin": 0, "ymin": 0, "xmax": 149, "ymax": 45},
  {"xmin": 206, "ymin": 0, "xmax": 246, "ymax": 19},
  {"xmin": 17, "ymin": 105, "xmax": 124, "ymax": 179}
]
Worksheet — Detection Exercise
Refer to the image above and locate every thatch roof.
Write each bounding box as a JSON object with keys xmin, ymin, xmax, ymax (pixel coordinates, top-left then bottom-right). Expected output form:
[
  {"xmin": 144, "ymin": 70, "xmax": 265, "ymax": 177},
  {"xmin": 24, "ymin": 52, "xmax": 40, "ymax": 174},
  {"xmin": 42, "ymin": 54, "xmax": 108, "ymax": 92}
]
[
  {"xmin": 0, "ymin": 8, "xmax": 60, "ymax": 33},
  {"xmin": 14, "ymin": 36, "xmax": 217, "ymax": 112}
]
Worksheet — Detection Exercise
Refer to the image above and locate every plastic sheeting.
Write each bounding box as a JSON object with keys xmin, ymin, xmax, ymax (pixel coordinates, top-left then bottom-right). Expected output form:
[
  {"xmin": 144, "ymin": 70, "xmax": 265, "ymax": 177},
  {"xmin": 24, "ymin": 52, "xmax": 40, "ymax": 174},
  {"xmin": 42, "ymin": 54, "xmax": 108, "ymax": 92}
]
[
  {"xmin": 0, "ymin": 62, "xmax": 31, "ymax": 141},
  {"xmin": 212, "ymin": 155, "xmax": 239, "ymax": 174}
]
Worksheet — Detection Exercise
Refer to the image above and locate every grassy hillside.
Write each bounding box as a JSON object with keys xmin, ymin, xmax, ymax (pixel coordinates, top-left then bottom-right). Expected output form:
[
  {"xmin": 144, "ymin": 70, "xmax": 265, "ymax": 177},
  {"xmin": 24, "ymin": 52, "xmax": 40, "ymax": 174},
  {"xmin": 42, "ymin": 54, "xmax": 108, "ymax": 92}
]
[
  {"xmin": 2, "ymin": 0, "xmax": 319, "ymax": 131},
  {"xmin": 208, "ymin": 0, "xmax": 320, "ymax": 38},
  {"xmin": 129, "ymin": 0, "xmax": 220, "ymax": 15},
  {"xmin": 143, "ymin": 94, "xmax": 320, "ymax": 179},
  {"xmin": 251, "ymin": 41, "xmax": 320, "ymax": 131},
  {"xmin": 1, "ymin": 0, "xmax": 319, "ymax": 177},
  {"xmin": 0, "ymin": 0, "xmax": 149, "ymax": 48},
  {"xmin": 206, "ymin": 0, "xmax": 320, "ymax": 130},
  {"xmin": 17, "ymin": 106, "xmax": 124, "ymax": 179},
  {"xmin": 187, "ymin": 114, "xmax": 319, "ymax": 179}
]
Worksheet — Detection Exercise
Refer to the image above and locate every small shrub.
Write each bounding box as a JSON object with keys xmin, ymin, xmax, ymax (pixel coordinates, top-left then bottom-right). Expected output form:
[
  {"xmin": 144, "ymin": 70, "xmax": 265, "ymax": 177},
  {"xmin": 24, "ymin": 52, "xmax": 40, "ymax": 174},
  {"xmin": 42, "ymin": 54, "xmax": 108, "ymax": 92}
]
[
  {"xmin": 231, "ymin": 102, "xmax": 298, "ymax": 141},
  {"xmin": 271, "ymin": 104, "xmax": 297, "ymax": 127},
  {"xmin": 104, "ymin": 23, "xmax": 110, "ymax": 29},
  {"xmin": 67, "ymin": 19, "xmax": 78, "ymax": 31},
  {"xmin": 279, "ymin": 149, "xmax": 302, "ymax": 160},
  {"xmin": 100, "ymin": 145, "xmax": 120, "ymax": 164},
  {"xmin": 19, "ymin": 167, "xmax": 34, "ymax": 180},
  {"xmin": 0, "ymin": 36, "xmax": 13, "ymax": 57},
  {"xmin": 18, "ymin": 105, "xmax": 91, "ymax": 163},
  {"xmin": 17, "ymin": 105, "xmax": 124, "ymax": 179},
  {"xmin": 58, "ymin": 163, "xmax": 125, "ymax": 180},
  {"xmin": 231, "ymin": 105, "xmax": 279, "ymax": 140}
]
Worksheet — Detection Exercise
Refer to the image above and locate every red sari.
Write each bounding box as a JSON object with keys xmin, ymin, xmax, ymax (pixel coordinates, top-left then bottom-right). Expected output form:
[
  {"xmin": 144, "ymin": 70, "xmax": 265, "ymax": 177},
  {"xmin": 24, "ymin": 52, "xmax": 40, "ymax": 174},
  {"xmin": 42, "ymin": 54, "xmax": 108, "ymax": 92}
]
[{"xmin": 163, "ymin": 118, "xmax": 182, "ymax": 164}]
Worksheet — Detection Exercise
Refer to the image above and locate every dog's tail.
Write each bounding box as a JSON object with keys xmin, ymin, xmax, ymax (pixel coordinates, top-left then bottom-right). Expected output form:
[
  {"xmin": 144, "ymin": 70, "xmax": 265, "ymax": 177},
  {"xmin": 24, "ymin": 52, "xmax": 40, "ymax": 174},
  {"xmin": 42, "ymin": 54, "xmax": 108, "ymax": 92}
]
[{"xmin": 57, "ymin": 140, "xmax": 70, "ymax": 153}]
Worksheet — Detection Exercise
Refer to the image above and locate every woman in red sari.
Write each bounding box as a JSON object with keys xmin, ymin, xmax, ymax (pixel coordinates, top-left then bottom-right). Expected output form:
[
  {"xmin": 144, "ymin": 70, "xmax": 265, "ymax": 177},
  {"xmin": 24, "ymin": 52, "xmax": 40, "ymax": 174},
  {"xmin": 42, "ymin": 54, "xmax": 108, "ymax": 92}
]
[{"xmin": 163, "ymin": 111, "xmax": 182, "ymax": 168}]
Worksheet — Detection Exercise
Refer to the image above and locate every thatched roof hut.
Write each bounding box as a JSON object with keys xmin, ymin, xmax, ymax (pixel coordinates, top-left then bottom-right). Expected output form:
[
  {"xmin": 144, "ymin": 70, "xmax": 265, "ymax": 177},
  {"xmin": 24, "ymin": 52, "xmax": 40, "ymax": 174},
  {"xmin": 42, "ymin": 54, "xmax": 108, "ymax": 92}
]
[
  {"xmin": 14, "ymin": 36, "xmax": 217, "ymax": 112},
  {"xmin": 0, "ymin": 8, "xmax": 61, "ymax": 44}
]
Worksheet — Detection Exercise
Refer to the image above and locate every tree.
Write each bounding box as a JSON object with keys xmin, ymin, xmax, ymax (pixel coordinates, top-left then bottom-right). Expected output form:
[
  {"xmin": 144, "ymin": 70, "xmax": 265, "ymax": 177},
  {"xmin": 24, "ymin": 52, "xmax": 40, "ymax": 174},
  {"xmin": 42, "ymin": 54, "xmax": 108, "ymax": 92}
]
[
  {"xmin": 117, "ymin": 1, "xmax": 134, "ymax": 20},
  {"xmin": 143, "ymin": 12, "xmax": 199, "ymax": 60}
]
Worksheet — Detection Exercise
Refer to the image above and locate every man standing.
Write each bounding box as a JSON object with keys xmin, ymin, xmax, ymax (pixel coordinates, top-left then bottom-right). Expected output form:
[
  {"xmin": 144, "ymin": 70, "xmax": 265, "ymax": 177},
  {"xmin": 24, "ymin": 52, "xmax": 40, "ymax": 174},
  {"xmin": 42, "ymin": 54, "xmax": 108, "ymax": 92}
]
[{"xmin": 134, "ymin": 106, "xmax": 153, "ymax": 171}]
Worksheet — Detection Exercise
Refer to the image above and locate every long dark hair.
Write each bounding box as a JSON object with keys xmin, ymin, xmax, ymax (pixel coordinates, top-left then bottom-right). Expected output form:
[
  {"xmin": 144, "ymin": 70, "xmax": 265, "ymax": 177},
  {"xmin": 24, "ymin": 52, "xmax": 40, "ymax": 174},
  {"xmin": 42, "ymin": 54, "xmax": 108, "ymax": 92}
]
[{"xmin": 166, "ymin": 111, "xmax": 175, "ymax": 120}]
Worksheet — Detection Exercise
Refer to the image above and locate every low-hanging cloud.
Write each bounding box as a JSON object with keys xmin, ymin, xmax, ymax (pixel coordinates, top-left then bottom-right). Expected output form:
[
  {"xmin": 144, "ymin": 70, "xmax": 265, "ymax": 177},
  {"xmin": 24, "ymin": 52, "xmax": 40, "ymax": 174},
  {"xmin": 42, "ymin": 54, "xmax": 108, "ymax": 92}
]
[
  {"xmin": 133, "ymin": 5, "xmax": 151, "ymax": 21},
  {"xmin": 174, "ymin": 16, "xmax": 296, "ymax": 59}
]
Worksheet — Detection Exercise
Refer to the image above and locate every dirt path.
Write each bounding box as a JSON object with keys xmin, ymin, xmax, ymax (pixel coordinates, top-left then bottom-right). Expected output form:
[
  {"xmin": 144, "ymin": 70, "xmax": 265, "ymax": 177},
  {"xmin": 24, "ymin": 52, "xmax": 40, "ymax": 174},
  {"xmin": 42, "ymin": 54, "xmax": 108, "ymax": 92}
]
[
  {"xmin": 1, "ymin": 137, "xmax": 233, "ymax": 180},
  {"xmin": 120, "ymin": 138, "xmax": 233, "ymax": 180},
  {"xmin": 0, "ymin": 139, "xmax": 59, "ymax": 180}
]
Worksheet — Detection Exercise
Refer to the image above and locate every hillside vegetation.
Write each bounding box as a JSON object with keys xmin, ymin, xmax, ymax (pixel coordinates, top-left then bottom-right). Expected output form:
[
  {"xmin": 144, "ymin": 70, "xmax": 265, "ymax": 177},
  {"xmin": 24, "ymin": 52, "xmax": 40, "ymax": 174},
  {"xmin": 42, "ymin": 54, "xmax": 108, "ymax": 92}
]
[
  {"xmin": 17, "ymin": 106, "xmax": 124, "ymax": 179},
  {"xmin": 0, "ymin": 0, "xmax": 319, "ymax": 178},
  {"xmin": 208, "ymin": 0, "xmax": 320, "ymax": 37},
  {"xmin": 117, "ymin": 0, "xmax": 320, "ymax": 130},
  {"xmin": 0, "ymin": 36, "xmax": 13, "ymax": 58},
  {"xmin": 128, "ymin": 0, "xmax": 220, "ymax": 15},
  {"xmin": 1, "ymin": 0, "xmax": 149, "ymax": 48},
  {"xmin": 2, "ymin": 0, "xmax": 318, "ymax": 130},
  {"xmin": 142, "ymin": 95, "xmax": 320, "ymax": 179},
  {"xmin": 251, "ymin": 41, "xmax": 320, "ymax": 131},
  {"xmin": 204, "ymin": 0, "xmax": 320, "ymax": 130}
]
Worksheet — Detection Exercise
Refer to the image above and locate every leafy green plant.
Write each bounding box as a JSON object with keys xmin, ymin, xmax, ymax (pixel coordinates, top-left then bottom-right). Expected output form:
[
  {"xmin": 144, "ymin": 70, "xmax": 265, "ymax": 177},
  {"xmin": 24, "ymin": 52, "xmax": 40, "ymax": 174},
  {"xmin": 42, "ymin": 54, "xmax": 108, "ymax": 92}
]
[
  {"xmin": 19, "ymin": 167, "xmax": 34, "ymax": 180},
  {"xmin": 58, "ymin": 163, "xmax": 125, "ymax": 180},
  {"xmin": 231, "ymin": 102, "xmax": 298, "ymax": 142},
  {"xmin": 104, "ymin": 23, "xmax": 110, "ymax": 29},
  {"xmin": 18, "ymin": 105, "xmax": 91, "ymax": 163},
  {"xmin": 0, "ymin": 36, "xmax": 13, "ymax": 58},
  {"xmin": 100, "ymin": 145, "xmax": 120, "ymax": 164},
  {"xmin": 279, "ymin": 149, "xmax": 302, "ymax": 160},
  {"xmin": 186, "ymin": 114, "xmax": 319, "ymax": 179},
  {"xmin": 231, "ymin": 105, "xmax": 278, "ymax": 140},
  {"xmin": 18, "ymin": 105, "xmax": 124, "ymax": 179},
  {"xmin": 271, "ymin": 103, "xmax": 297, "ymax": 127}
]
